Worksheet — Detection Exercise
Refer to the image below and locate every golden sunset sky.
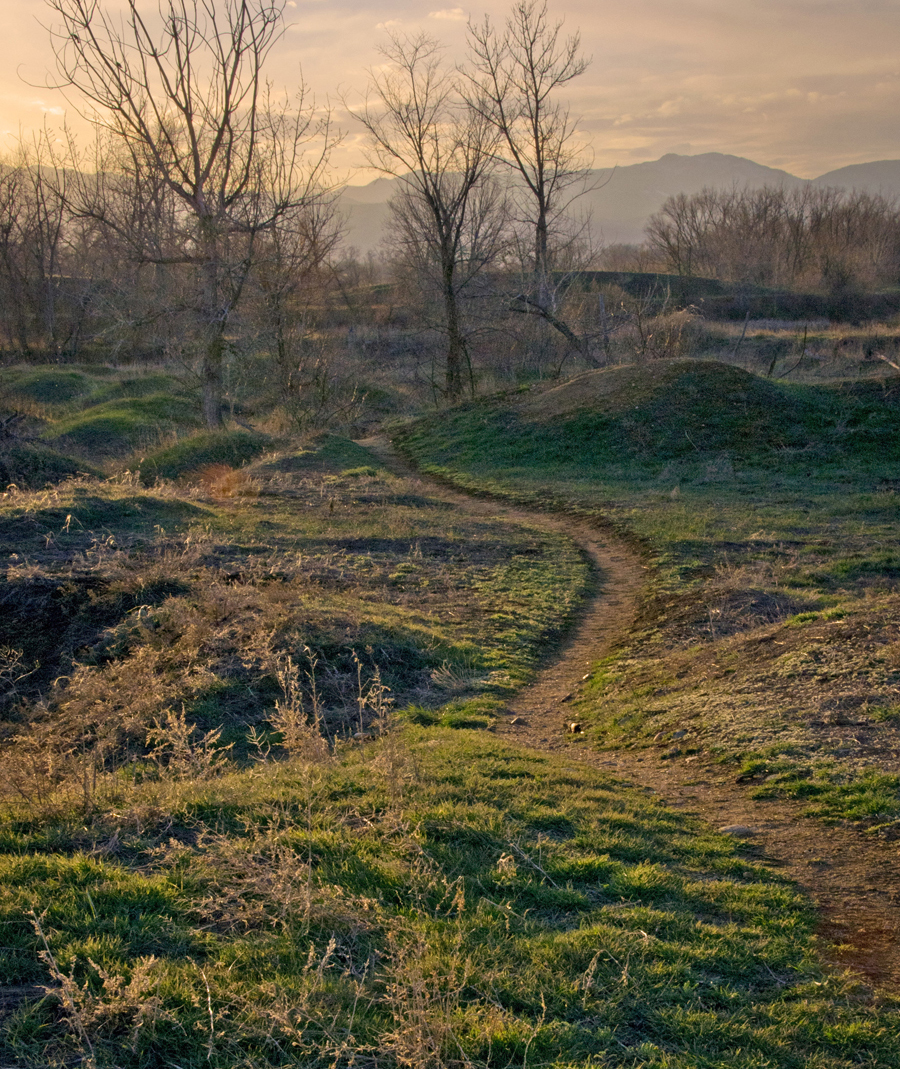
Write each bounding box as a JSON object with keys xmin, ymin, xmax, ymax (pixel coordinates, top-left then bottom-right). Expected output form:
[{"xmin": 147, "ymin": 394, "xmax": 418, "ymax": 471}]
[{"xmin": 3, "ymin": 0, "xmax": 898, "ymax": 180}]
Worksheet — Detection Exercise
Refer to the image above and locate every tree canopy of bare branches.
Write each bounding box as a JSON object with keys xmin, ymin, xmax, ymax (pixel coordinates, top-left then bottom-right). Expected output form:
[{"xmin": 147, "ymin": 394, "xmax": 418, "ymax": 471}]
[
  {"xmin": 464, "ymin": 0, "xmax": 590, "ymax": 313},
  {"xmin": 44, "ymin": 0, "xmax": 336, "ymax": 425},
  {"xmin": 647, "ymin": 185, "xmax": 900, "ymax": 294},
  {"xmin": 0, "ymin": 136, "xmax": 70, "ymax": 357},
  {"xmin": 355, "ymin": 34, "xmax": 505, "ymax": 399}
]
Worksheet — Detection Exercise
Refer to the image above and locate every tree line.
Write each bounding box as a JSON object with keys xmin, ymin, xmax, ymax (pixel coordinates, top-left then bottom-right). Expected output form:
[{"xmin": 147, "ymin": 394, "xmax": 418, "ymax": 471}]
[
  {"xmin": 8, "ymin": 0, "xmax": 893, "ymax": 424},
  {"xmin": 0, "ymin": 0, "xmax": 599, "ymax": 422},
  {"xmin": 646, "ymin": 184, "xmax": 900, "ymax": 295}
]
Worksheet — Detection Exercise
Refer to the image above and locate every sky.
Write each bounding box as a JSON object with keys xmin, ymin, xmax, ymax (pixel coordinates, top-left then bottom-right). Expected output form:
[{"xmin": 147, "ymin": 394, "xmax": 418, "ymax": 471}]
[{"xmin": 3, "ymin": 0, "xmax": 899, "ymax": 182}]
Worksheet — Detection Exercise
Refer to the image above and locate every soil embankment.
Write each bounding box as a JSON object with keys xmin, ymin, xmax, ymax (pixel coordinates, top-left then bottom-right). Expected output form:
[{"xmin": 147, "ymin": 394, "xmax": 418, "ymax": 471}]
[{"xmin": 361, "ymin": 434, "xmax": 900, "ymax": 994}]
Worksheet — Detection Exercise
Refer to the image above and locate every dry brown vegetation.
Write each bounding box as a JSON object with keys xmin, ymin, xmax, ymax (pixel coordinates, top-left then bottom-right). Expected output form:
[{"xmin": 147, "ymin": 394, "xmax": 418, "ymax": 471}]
[
  {"xmin": 593, "ymin": 552, "xmax": 900, "ymax": 820},
  {"xmin": 0, "ymin": 448, "xmax": 587, "ymax": 819}
]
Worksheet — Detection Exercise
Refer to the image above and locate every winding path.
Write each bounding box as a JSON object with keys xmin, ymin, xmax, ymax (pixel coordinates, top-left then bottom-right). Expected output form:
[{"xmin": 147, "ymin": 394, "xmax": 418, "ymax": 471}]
[{"xmin": 361, "ymin": 435, "xmax": 900, "ymax": 994}]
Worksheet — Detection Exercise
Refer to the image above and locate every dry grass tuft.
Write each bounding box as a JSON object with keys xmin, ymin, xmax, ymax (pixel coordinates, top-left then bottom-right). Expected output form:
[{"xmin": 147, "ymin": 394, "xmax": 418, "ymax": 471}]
[{"xmin": 195, "ymin": 463, "xmax": 258, "ymax": 498}]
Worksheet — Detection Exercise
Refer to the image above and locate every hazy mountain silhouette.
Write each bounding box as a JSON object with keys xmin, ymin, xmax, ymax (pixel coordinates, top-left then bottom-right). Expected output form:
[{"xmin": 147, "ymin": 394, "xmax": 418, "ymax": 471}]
[
  {"xmin": 580, "ymin": 153, "xmax": 804, "ymax": 245},
  {"xmin": 813, "ymin": 160, "xmax": 900, "ymax": 196},
  {"xmin": 337, "ymin": 153, "xmax": 900, "ymax": 254}
]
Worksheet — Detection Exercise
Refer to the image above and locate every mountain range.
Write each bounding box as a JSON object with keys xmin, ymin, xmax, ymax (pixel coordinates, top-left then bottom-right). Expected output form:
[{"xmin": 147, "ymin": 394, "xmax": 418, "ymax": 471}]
[{"xmin": 337, "ymin": 153, "xmax": 900, "ymax": 254}]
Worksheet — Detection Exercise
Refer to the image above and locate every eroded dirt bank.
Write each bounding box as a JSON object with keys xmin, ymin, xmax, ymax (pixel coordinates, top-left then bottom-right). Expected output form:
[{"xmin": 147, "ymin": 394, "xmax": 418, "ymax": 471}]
[{"xmin": 361, "ymin": 435, "xmax": 900, "ymax": 994}]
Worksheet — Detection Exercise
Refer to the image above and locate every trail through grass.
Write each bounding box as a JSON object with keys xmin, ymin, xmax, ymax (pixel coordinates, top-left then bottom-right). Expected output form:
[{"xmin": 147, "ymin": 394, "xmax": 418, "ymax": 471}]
[
  {"xmin": 1, "ymin": 388, "xmax": 899, "ymax": 1065},
  {"xmin": 398, "ymin": 359, "xmax": 900, "ymax": 828}
]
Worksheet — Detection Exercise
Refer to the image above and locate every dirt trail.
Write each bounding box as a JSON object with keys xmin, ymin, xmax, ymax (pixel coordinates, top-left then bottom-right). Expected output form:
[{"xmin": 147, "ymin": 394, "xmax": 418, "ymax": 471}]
[{"xmin": 361, "ymin": 436, "xmax": 900, "ymax": 994}]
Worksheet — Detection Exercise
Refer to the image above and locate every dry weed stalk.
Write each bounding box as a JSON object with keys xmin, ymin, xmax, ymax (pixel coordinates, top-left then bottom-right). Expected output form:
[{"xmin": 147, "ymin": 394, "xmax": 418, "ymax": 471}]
[
  {"xmin": 0, "ymin": 706, "xmax": 112, "ymax": 818},
  {"xmin": 0, "ymin": 726, "xmax": 62, "ymax": 816},
  {"xmin": 254, "ymin": 937, "xmax": 374, "ymax": 1064},
  {"xmin": 380, "ymin": 930, "xmax": 474, "ymax": 1069},
  {"xmin": 270, "ymin": 650, "xmax": 330, "ymax": 759},
  {"xmin": 146, "ymin": 705, "xmax": 232, "ymax": 778},
  {"xmin": 30, "ymin": 910, "xmax": 169, "ymax": 1064},
  {"xmin": 352, "ymin": 649, "xmax": 394, "ymax": 734},
  {"xmin": 429, "ymin": 657, "xmax": 485, "ymax": 695},
  {"xmin": 0, "ymin": 643, "xmax": 36, "ymax": 707}
]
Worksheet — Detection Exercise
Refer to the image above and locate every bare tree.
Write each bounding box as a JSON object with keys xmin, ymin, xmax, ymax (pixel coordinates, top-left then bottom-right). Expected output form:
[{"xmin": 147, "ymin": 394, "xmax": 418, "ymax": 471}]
[
  {"xmin": 248, "ymin": 187, "xmax": 344, "ymax": 421},
  {"xmin": 0, "ymin": 159, "xmax": 33, "ymax": 354},
  {"xmin": 464, "ymin": 0, "xmax": 590, "ymax": 314},
  {"xmin": 43, "ymin": 0, "xmax": 335, "ymax": 425},
  {"xmin": 354, "ymin": 34, "xmax": 505, "ymax": 399}
]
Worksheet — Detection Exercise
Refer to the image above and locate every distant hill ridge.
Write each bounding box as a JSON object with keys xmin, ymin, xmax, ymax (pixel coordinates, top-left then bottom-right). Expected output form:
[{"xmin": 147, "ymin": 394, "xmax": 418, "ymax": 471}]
[{"xmin": 338, "ymin": 152, "xmax": 900, "ymax": 253}]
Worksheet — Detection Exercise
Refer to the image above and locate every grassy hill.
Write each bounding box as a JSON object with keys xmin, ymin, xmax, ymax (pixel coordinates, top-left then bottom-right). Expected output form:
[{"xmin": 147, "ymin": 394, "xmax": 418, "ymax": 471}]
[
  {"xmin": 399, "ymin": 360, "xmax": 900, "ymax": 826},
  {"xmin": 403, "ymin": 359, "xmax": 900, "ymax": 475},
  {"xmin": 0, "ymin": 366, "xmax": 203, "ymax": 487}
]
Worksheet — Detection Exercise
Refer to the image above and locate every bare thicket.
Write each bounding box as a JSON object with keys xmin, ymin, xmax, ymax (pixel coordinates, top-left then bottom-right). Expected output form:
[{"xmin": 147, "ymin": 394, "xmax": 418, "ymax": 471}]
[
  {"xmin": 647, "ymin": 184, "xmax": 900, "ymax": 293},
  {"xmin": 0, "ymin": 134, "xmax": 79, "ymax": 358},
  {"xmin": 1, "ymin": 1, "xmax": 894, "ymax": 414},
  {"xmin": 464, "ymin": 0, "xmax": 595, "ymax": 361}
]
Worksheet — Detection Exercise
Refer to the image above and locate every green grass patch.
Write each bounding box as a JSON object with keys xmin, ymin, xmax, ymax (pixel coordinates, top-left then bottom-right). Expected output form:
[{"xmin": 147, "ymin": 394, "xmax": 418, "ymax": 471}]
[
  {"xmin": 2, "ymin": 367, "xmax": 98, "ymax": 407},
  {"xmin": 0, "ymin": 442, "xmax": 102, "ymax": 489},
  {"xmin": 871, "ymin": 704, "xmax": 900, "ymax": 723},
  {"xmin": 136, "ymin": 428, "xmax": 274, "ymax": 482},
  {"xmin": 45, "ymin": 395, "xmax": 201, "ymax": 456},
  {"xmin": 2, "ymin": 730, "xmax": 897, "ymax": 1068},
  {"xmin": 398, "ymin": 359, "xmax": 900, "ymax": 825},
  {"xmin": 255, "ymin": 433, "xmax": 390, "ymax": 476},
  {"xmin": 400, "ymin": 361, "xmax": 900, "ymax": 480},
  {"xmin": 89, "ymin": 372, "xmax": 189, "ymax": 404},
  {"xmin": 1, "ymin": 367, "xmax": 190, "ymax": 417}
]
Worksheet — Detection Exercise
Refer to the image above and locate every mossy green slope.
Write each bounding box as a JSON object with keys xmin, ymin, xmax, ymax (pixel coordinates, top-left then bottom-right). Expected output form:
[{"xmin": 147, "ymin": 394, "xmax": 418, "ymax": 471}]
[
  {"xmin": 0, "ymin": 442, "xmax": 101, "ymax": 489},
  {"xmin": 402, "ymin": 359, "xmax": 900, "ymax": 477},
  {"xmin": 136, "ymin": 428, "xmax": 273, "ymax": 482},
  {"xmin": 2, "ymin": 367, "xmax": 187, "ymax": 412},
  {"xmin": 398, "ymin": 360, "xmax": 900, "ymax": 826},
  {"xmin": 45, "ymin": 395, "xmax": 201, "ymax": 456}
]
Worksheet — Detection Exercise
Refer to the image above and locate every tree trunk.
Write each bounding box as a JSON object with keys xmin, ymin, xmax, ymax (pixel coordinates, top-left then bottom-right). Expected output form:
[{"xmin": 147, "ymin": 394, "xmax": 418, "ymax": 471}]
[
  {"xmin": 534, "ymin": 205, "xmax": 553, "ymax": 311},
  {"xmin": 202, "ymin": 331, "xmax": 225, "ymax": 428},
  {"xmin": 201, "ymin": 227, "xmax": 225, "ymax": 428},
  {"xmin": 442, "ymin": 260, "xmax": 468, "ymax": 399},
  {"xmin": 511, "ymin": 293, "xmax": 595, "ymax": 367}
]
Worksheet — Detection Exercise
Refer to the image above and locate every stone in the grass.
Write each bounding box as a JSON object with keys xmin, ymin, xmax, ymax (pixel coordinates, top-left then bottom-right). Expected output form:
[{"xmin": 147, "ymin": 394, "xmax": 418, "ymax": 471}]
[{"xmin": 718, "ymin": 824, "xmax": 758, "ymax": 838}]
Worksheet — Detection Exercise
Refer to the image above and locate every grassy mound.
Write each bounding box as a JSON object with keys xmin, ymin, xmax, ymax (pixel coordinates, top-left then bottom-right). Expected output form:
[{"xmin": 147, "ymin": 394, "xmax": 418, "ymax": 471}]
[
  {"xmin": 90, "ymin": 372, "xmax": 189, "ymax": 404},
  {"xmin": 137, "ymin": 429, "xmax": 273, "ymax": 483},
  {"xmin": 1, "ymin": 368, "xmax": 99, "ymax": 407},
  {"xmin": 255, "ymin": 433, "xmax": 386, "ymax": 476},
  {"xmin": 45, "ymin": 395, "xmax": 201, "ymax": 456},
  {"xmin": 406, "ymin": 360, "xmax": 900, "ymax": 479},
  {"xmin": 0, "ymin": 442, "xmax": 101, "ymax": 489},
  {"xmin": 2, "ymin": 368, "xmax": 190, "ymax": 414}
]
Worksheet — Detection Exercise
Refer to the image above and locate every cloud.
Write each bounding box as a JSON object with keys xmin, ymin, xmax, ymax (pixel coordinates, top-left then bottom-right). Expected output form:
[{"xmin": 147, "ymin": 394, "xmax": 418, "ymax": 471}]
[
  {"xmin": 31, "ymin": 99, "xmax": 64, "ymax": 116},
  {"xmin": 3, "ymin": 0, "xmax": 900, "ymax": 178}
]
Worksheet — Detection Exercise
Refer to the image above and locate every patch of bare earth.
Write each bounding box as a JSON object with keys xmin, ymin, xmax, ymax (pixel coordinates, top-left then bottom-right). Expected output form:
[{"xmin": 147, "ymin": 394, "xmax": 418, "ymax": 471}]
[{"xmin": 367, "ymin": 435, "xmax": 900, "ymax": 995}]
